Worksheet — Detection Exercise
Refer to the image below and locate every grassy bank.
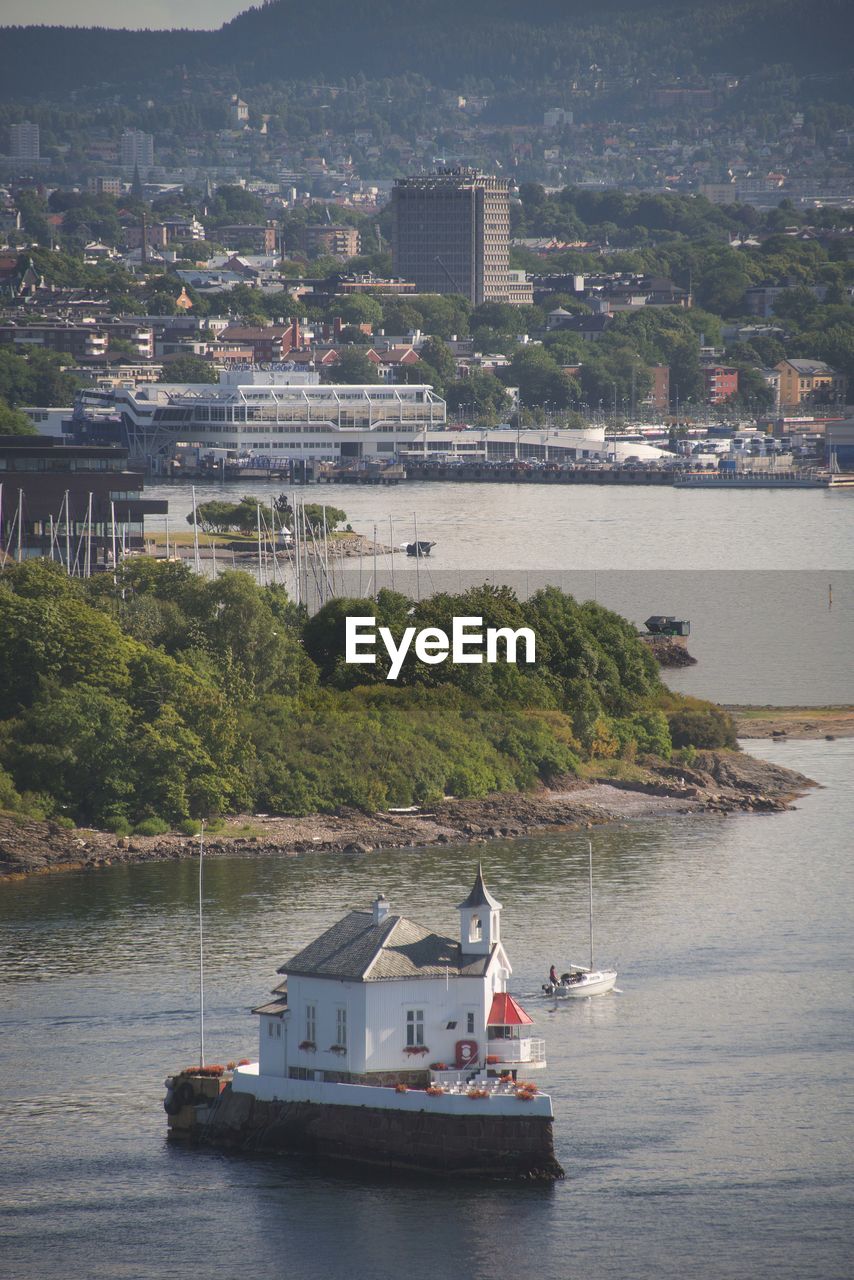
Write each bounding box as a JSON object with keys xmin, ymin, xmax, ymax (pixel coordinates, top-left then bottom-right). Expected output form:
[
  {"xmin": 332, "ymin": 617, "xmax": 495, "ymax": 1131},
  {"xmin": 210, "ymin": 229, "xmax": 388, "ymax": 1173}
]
[{"xmin": 728, "ymin": 706, "xmax": 854, "ymax": 739}]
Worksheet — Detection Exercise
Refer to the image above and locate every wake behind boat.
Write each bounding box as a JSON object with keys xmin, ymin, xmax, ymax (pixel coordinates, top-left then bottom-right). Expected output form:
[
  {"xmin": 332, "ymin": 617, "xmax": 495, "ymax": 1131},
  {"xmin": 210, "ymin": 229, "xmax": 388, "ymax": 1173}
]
[{"xmin": 544, "ymin": 841, "xmax": 618, "ymax": 1000}]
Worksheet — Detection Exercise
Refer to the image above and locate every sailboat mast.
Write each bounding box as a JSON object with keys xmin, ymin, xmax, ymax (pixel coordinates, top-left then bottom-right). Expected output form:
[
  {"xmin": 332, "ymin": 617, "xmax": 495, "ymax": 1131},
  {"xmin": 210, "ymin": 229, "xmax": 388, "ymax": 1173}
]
[
  {"xmin": 199, "ymin": 818, "xmax": 206, "ymax": 1069},
  {"xmin": 588, "ymin": 840, "xmax": 594, "ymax": 972},
  {"xmin": 191, "ymin": 485, "xmax": 201, "ymax": 575},
  {"xmin": 64, "ymin": 490, "xmax": 70, "ymax": 574},
  {"xmin": 84, "ymin": 492, "xmax": 93, "ymax": 578},
  {"xmin": 16, "ymin": 487, "xmax": 24, "ymax": 563}
]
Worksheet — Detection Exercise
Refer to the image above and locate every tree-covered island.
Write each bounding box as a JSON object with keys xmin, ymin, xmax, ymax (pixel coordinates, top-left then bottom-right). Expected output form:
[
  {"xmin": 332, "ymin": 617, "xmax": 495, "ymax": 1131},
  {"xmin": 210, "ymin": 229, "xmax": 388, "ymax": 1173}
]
[{"xmin": 0, "ymin": 559, "xmax": 736, "ymax": 834}]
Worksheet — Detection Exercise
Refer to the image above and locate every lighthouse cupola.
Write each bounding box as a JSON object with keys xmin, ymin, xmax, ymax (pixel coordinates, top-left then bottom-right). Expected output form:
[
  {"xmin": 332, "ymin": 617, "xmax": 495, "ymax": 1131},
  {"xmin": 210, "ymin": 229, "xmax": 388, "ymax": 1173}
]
[{"xmin": 457, "ymin": 863, "xmax": 502, "ymax": 955}]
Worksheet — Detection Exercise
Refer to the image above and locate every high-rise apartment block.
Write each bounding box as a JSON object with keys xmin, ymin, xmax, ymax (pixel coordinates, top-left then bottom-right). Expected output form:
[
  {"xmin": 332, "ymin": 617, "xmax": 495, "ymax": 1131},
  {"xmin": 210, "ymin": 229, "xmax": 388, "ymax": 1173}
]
[
  {"xmin": 391, "ymin": 169, "xmax": 510, "ymax": 306},
  {"xmin": 120, "ymin": 129, "xmax": 154, "ymax": 172},
  {"xmin": 10, "ymin": 121, "xmax": 40, "ymax": 161}
]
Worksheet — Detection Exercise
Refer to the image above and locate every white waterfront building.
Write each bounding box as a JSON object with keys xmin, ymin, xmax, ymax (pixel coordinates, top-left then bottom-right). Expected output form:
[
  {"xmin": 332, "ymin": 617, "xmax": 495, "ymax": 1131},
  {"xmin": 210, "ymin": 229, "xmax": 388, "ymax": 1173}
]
[
  {"xmin": 235, "ymin": 866, "xmax": 547, "ymax": 1101},
  {"xmin": 76, "ymin": 369, "xmax": 619, "ymax": 472}
]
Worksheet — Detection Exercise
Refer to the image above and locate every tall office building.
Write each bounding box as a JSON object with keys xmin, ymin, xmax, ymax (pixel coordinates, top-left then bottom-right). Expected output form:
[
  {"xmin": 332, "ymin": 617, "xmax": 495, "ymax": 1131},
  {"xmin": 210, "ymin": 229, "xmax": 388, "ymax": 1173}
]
[
  {"xmin": 391, "ymin": 169, "xmax": 510, "ymax": 306},
  {"xmin": 10, "ymin": 121, "xmax": 40, "ymax": 161},
  {"xmin": 120, "ymin": 129, "xmax": 154, "ymax": 173}
]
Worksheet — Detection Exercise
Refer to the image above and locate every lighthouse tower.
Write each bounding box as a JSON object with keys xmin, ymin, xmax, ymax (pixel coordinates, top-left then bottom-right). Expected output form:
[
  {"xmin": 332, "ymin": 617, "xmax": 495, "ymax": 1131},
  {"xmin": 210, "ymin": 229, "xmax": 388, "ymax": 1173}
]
[{"xmin": 457, "ymin": 863, "xmax": 502, "ymax": 955}]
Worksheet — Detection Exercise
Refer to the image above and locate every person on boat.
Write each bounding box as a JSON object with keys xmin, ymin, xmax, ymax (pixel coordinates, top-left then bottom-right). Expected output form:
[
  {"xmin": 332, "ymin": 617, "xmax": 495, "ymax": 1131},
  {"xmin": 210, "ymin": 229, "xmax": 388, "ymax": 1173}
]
[{"xmin": 549, "ymin": 965, "xmax": 558, "ymax": 986}]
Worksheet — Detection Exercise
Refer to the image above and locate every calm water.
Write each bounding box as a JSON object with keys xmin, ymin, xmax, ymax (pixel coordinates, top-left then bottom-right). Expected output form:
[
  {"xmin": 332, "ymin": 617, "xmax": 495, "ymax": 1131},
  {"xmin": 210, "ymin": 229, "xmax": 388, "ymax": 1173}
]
[
  {"xmin": 143, "ymin": 474, "xmax": 854, "ymax": 705},
  {"xmin": 145, "ymin": 477, "xmax": 854, "ymax": 570},
  {"xmin": 1, "ymin": 738, "xmax": 851, "ymax": 1280}
]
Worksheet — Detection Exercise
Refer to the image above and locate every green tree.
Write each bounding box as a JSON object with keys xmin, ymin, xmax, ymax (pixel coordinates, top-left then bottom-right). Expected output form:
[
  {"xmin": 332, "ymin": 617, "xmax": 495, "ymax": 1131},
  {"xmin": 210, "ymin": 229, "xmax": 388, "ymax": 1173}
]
[
  {"xmin": 445, "ymin": 371, "xmax": 511, "ymax": 423},
  {"xmin": 0, "ymin": 401, "xmax": 37, "ymax": 434},
  {"xmin": 161, "ymin": 354, "xmax": 218, "ymax": 383},
  {"xmin": 418, "ymin": 336, "xmax": 456, "ymax": 387},
  {"xmin": 324, "ymin": 349, "xmax": 380, "ymax": 384},
  {"xmin": 504, "ymin": 346, "xmax": 577, "ymax": 409},
  {"xmin": 333, "ymin": 294, "xmax": 383, "ymax": 328},
  {"xmin": 6, "ymin": 683, "xmax": 134, "ymax": 823}
]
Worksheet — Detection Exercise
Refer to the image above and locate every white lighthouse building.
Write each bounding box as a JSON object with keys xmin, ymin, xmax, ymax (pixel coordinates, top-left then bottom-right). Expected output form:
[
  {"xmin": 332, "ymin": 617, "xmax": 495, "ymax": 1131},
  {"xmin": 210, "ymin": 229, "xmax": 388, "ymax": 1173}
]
[
  {"xmin": 237, "ymin": 865, "xmax": 545, "ymax": 1093},
  {"xmin": 171, "ymin": 867, "xmax": 561, "ymax": 1178}
]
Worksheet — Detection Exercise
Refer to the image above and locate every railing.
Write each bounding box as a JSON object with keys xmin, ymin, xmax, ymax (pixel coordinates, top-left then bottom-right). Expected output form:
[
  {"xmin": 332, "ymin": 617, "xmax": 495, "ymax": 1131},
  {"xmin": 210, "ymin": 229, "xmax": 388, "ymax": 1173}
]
[{"xmin": 486, "ymin": 1038, "xmax": 546, "ymax": 1065}]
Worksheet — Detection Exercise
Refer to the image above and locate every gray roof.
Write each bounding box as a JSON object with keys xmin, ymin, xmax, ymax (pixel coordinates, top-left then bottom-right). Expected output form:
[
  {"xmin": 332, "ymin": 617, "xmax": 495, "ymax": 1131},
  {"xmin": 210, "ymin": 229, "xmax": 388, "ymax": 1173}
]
[
  {"xmin": 252, "ymin": 997, "xmax": 288, "ymax": 1016},
  {"xmin": 278, "ymin": 910, "xmax": 493, "ymax": 982},
  {"xmin": 786, "ymin": 359, "xmax": 833, "ymax": 373}
]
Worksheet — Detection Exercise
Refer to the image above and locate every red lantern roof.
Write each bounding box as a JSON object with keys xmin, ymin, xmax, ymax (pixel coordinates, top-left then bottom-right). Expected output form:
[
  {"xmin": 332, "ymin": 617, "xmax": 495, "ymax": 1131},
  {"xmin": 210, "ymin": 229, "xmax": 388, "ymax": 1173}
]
[{"xmin": 487, "ymin": 992, "xmax": 534, "ymax": 1027}]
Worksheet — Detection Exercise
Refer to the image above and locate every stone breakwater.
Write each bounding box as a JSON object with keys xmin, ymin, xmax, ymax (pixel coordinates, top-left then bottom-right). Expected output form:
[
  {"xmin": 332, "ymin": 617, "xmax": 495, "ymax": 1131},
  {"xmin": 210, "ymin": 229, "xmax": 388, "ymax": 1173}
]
[
  {"xmin": 0, "ymin": 750, "xmax": 815, "ymax": 880},
  {"xmin": 175, "ymin": 1085, "xmax": 564, "ymax": 1181}
]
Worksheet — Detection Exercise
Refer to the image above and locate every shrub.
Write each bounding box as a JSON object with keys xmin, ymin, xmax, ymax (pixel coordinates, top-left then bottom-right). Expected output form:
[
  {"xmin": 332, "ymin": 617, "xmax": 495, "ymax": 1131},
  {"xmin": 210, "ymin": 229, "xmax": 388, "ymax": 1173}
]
[
  {"xmin": 51, "ymin": 815, "xmax": 76, "ymax": 830},
  {"xmin": 132, "ymin": 817, "xmax": 170, "ymax": 837},
  {"xmin": 19, "ymin": 791, "xmax": 52, "ymax": 820},
  {"xmin": 177, "ymin": 818, "xmax": 201, "ymax": 836},
  {"xmin": 0, "ymin": 765, "xmax": 23, "ymax": 812},
  {"xmin": 104, "ymin": 815, "xmax": 132, "ymax": 836},
  {"xmin": 668, "ymin": 702, "xmax": 737, "ymax": 750}
]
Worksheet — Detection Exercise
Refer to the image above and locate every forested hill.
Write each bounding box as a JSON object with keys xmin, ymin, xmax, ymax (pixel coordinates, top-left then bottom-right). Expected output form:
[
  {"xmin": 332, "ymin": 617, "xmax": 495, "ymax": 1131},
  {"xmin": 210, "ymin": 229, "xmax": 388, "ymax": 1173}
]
[{"xmin": 0, "ymin": 0, "xmax": 851, "ymax": 100}]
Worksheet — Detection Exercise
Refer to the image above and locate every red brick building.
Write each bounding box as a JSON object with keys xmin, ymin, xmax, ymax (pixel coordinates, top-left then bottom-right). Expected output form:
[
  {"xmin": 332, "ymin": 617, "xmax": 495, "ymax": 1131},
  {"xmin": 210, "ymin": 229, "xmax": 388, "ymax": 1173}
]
[{"xmin": 702, "ymin": 365, "xmax": 739, "ymax": 405}]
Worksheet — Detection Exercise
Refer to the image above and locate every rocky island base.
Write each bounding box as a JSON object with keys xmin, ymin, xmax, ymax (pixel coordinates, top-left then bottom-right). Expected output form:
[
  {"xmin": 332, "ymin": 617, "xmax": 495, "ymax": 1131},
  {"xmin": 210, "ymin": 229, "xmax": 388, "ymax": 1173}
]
[{"xmin": 0, "ymin": 749, "xmax": 816, "ymax": 880}]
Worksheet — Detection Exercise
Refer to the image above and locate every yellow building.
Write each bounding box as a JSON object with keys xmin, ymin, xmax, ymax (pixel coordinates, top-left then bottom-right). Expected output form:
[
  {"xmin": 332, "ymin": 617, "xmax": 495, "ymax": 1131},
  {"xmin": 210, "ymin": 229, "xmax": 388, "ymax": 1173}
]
[{"xmin": 775, "ymin": 359, "xmax": 846, "ymax": 408}]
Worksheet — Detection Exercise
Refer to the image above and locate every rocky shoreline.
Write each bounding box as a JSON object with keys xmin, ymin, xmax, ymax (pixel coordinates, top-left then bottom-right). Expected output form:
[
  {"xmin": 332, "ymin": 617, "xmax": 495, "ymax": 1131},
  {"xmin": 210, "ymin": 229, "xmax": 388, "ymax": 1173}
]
[{"xmin": 0, "ymin": 749, "xmax": 815, "ymax": 880}]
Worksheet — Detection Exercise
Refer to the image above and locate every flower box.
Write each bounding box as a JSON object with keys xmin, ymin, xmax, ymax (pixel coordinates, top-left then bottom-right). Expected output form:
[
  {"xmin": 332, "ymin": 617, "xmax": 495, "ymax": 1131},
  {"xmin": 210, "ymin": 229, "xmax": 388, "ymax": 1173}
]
[
  {"xmin": 394, "ymin": 1083, "xmax": 409, "ymax": 1093},
  {"xmin": 425, "ymin": 1085, "xmax": 444, "ymax": 1097},
  {"xmin": 328, "ymin": 1044, "xmax": 347, "ymax": 1055},
  {"xmin": 298, "ymin": 1040, "xmax": 316, "ymax": 1052},
  {"xmin": 403, "ymin": 1045, "xmax": 429, "ymax": 1056},
  {"xmin": 467, "ymin": 1088, "xmax": 490, "ymax": 1099},
  {"xmin": 485, "ymin": 1054, "xmax": 501, "ymax": 1064},
  {"xmin": 429, "ymin": 1062, "xmax": 448, "ymax": 1071}
]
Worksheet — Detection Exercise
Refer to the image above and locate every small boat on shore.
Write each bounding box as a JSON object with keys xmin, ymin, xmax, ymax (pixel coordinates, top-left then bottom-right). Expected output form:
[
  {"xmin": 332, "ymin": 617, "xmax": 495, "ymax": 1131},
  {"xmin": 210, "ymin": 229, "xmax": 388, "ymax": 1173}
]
[
  {"xmin": 403, "ymin": 539, "xmax": 435, "ymax": 557},
  {"xmin": 544, "ymin": 842, "xmax": 617, "ymax": 1000}
]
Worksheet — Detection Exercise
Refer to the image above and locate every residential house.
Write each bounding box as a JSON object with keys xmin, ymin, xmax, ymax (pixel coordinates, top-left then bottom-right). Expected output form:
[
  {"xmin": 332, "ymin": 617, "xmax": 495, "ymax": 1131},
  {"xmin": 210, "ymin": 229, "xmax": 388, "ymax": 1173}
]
[
  {"xmin": 0, "ymin": 321, "xmax": 108, "ymax": 363},
  {"xmin": 217, "ymin": 222, "xmax": 278, "ymax": 254},
  {"xmin": 302, "ymin": 224, "xmax": 361, "ymax": 258},
  {"xmin": 218, "ymin": 322, "xmax": 301, "ymax": 363},
  {"xmin": 775, "ymin": 359, "xmax": 846, "ymax": 408}
]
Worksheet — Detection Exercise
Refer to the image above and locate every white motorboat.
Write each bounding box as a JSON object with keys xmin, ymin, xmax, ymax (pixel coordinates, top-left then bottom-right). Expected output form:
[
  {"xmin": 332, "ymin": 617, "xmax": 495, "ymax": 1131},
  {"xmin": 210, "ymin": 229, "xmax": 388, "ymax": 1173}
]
[{"xmin": 544, "ymin": 841, "xmax": 618, "ymax": 999}]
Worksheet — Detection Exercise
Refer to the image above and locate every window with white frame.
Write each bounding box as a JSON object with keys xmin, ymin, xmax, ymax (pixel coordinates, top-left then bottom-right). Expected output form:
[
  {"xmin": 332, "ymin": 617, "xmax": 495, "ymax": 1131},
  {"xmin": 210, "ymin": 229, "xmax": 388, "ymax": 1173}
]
[
  {"xmin": 305, "ymin": 1004, "xmax": 316, "ymax": 1044},
  {"xmin": 406, "ymin": 1009, "xmax": 425, "ymax": 1047},
  {"xmin": 336, "ymin": 1007, "xmax": 347, "ymax": 1048}
]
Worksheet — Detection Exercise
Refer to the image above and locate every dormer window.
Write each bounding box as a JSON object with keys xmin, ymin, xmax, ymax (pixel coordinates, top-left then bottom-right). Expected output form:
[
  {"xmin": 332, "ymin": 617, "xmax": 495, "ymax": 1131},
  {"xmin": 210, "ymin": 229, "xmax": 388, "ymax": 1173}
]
[{"xmin": 469, "ymin": 915, "xmax": 482, "ymax": 943}]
